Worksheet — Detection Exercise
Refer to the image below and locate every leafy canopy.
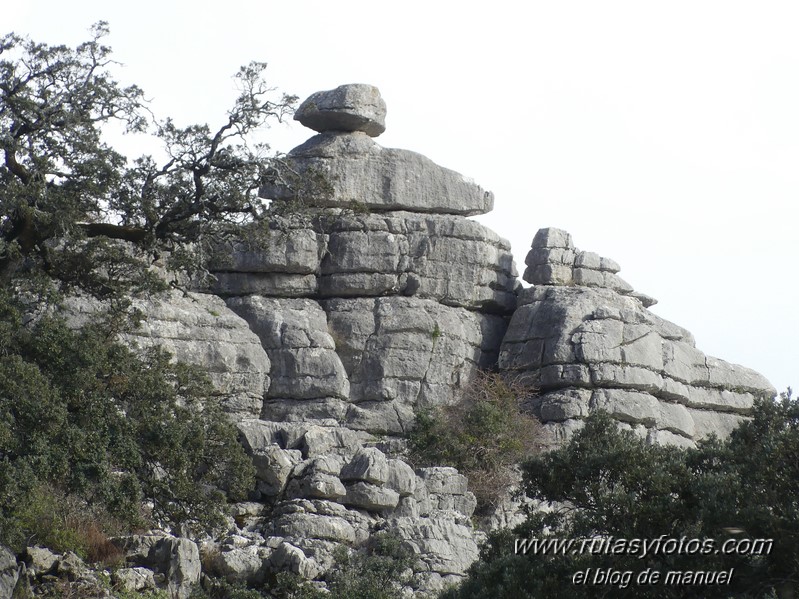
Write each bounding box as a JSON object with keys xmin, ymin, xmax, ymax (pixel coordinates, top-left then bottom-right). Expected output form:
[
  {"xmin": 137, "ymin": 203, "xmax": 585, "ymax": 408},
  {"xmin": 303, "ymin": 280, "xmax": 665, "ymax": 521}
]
[
  {"xmin": 0, "ymin": 22, "xmax": 297, "ymax": 298},
  {"xmin": 0, "ymin": 24, "xmax": 293, "ymax": 553}
]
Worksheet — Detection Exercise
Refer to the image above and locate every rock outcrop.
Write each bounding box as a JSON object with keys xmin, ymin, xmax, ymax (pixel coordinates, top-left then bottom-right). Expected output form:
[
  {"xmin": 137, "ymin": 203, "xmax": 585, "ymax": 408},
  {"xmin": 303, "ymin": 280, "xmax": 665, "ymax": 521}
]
[
  {"xmin": 295, "ymin": 83, "xmax": 387, "ymax": 137},
  {"xmin": 261, "ymin": 130, "xmax": 494, "ymax": 216},
  {"xmin": 178, "ymin": 83, "xmax": 507, "ymax": 593},
  {"xmin": 39, "ymin": 84, "xmax": 775, "ymax": 597},
  {"xmin": 0, "ymin": 546, "xmax": 18, "ymax": 599},
  {"xmin": 499, "ymin": 227, "xmax": 775, "ymax": 448},
  {"xmin": 211, "ymin": 84, "xmax": 517, "ymax": 439}
]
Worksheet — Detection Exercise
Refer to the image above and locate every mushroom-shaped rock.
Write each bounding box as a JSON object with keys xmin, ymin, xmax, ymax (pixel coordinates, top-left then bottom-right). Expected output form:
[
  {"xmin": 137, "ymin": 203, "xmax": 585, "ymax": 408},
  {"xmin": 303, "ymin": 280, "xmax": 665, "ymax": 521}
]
[{"xmin": 295, "ymin": 83, "xmax": 387, "ymax": 137}]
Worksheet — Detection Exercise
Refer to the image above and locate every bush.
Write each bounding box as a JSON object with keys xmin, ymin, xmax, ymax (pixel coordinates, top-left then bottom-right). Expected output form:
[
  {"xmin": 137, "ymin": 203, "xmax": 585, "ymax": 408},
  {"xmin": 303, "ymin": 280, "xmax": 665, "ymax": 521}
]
[
  {"xmin": 323, "ymin": 532, "xmax": 416, "ymax": 599},
  {"xmin": 408, "ymin": 371, "xmax": 542, "ymax": 514},
  {"xmin": 191, "ymin": 533, "xmax": 414, "ymax": 599},
  {"xmin": 0, "ymin": 289, "xmax": 255, "ymax": 552}
]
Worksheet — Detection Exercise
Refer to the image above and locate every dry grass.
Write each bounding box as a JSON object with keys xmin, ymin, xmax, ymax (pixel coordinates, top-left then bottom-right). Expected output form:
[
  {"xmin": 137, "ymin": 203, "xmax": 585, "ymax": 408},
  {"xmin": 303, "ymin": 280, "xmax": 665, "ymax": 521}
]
[{"xmin": 408, "ymin": 370, "xmax": 544, "ymax": 515}]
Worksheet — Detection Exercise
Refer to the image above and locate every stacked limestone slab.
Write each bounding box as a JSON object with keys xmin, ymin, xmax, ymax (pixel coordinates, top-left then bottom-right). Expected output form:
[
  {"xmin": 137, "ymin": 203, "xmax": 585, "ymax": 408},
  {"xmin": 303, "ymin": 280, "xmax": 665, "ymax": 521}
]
[
  {"xmin": 211, "ymin": 84, "xmax": 517, "ymax": 436},
  {"xmin": 499, "ymin": 227, "xmax": 775, "ymax": 448},
  {"xmin": 229, "ymin": 419, "xmax": 480, "ymax": 592}
]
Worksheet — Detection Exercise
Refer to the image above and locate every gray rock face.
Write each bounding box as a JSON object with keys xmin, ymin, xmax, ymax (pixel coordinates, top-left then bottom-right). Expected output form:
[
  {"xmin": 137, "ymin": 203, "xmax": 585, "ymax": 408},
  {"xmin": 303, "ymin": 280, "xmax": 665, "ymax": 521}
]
[
  {"xmin": 213, "ymin": 211, "xmax": 517, "ymax": 313},
  {"xmin": 211, "ymin": 217, "xmax": 325, "ymax": 276},
  {"xmin": 226, "ymin": 297, "xmax": 350, "ymax": 415},
  {"xmin": 343, "ymin": 481, "xmax": 401, "ymax": 511},
  {"xmin": 228, "ymin": 420, "xmax": 484, "ymax": 592},
  {"xmin": 295, "ymin": 84, "xmax": 387, "ymax": 137},
  {"xmin": 111, "ymin": 534, "xmax": 200, "ymax": 599},
  {"xmin": 211, "ymin": 545, "xmax": 270, "ymax": 585},
  {"xmin": 0, "ymin": 546, "xmax": 17, "ymax": 599},
  {"xmin": 149, "ymin": 537, "xmax": 201, "ymax": 599},
  {"xmin": 389, "ymin": 513, "xmax": 480, "ymax": 577},
  {"xmin": 386, "ymin": 459, "xmax": 417, "ymax": 497},
  {"xmin": 324, "ymin": 296, "xmax": 507, "ymax": 433},
  {"xmin": 24, "ymin": 547, "xmax": 57, "ymax": 577},
  {"xmin": 236, "ymin": 419, "xmax": 375, "ymax": 462},
  {"xmin": 122, "ymin": 291, "xmax": 271, "ymax": 419},
  {"xmin": 523, "ymin": 227, "xmax": 645, "ymax": 304},
  {"xmin": 501, "ymin": 228, "xmax": 775, "ymax": 447},
  {"xmin": 250, "ymin": 446, "xmax": 304, "ymax": 497},
  {"xmin": 340, "ymin": 447, "xmax": 390, "ymax": 485},
  {"xmin": 261, "ymin": 132, "xmax": 494, "ymax": 216},
  {"xmin": 319, "ymin": 211, "xmax": 517, "ymax": 312},
  {"xmin": 416, "ymin": 467, "xmax": 477, "ymax": 518},
  {"xmin": 113, "ymin": 567, "xmax": 157, "ymax": 593}
]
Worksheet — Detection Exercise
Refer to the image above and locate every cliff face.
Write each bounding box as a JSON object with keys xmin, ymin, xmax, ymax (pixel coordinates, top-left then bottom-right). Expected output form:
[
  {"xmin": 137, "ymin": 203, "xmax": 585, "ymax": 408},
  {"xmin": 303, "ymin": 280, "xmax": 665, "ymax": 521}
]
[{"xmin": 47, "ymin": 84, "xmax": 774, "ymax": 596}]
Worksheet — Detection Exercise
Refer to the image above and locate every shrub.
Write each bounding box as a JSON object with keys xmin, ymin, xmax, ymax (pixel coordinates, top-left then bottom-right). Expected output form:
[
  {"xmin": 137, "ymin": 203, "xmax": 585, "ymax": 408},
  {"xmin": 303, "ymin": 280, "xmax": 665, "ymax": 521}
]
[
  {"xmin": 0, "ymin": 289, "xmax": 255, "ymax": 551},
  {"xmin": 408, "ymin": 371, "xmax": 543, "ymax": 515},
  {"xmin": 444, "ymin": 394, "xmax": 799, "ymax": 599},
  {"xmin": 323, "ymin": 532, "xmax": 416, "ymax": 599}
]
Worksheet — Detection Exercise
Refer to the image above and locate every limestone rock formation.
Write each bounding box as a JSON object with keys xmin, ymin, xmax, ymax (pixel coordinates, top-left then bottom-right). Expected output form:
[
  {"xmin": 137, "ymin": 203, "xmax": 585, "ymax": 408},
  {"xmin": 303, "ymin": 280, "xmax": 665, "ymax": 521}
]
[
  {"xmin": 295, "ymin": 83, "xmax": 387, "ymax": 137},
  {"xmin": 262, "ymin": 102, "xmax": 494, "ymax": 214},
  {"xmin": 37, "ymin": 84, "xmax": 776, "ymax": 597},
  {"xmin": 500, "ymin": 227, "xmax": 775, "ymax": 448},
  {"xmin": 269, "ymin": 132, "xmax": 495, "ymax": 215},
  {"xmin": 61, "ymin": 290, "xmax": 271, "ymax": 420},
  {"xmin": 212, "ymin": 211, "xmax": 517, "ymax": 313}
]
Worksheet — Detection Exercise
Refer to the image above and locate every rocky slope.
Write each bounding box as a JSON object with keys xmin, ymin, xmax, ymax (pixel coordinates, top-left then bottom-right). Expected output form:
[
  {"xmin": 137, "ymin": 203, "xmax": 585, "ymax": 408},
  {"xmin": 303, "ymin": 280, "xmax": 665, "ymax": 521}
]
[{"xmin": 4, "ymin": 83, "xmax": 776, "ymax": 598}]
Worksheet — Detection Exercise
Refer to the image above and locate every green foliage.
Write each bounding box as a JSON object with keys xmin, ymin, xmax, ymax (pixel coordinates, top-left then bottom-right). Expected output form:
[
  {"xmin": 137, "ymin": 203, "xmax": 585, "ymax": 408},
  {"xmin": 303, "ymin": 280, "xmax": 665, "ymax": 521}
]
[
  {"xmin": 444, "ymin": 395, "xmax": 799, "ymax": 599},
  {"xmin": 190, "ymin": 579, "xmax": 272, "ymax": 599},
  {"xmin": 1, "ymin": 23, "xmax": 297, "ymax": 299},
  {"xmin": 0, "ymin": 289, "xmax": 254, "ymax": 552},
  {"xmin": 408, "ymin": 371, "xmax": 542, "ymax": 514}
]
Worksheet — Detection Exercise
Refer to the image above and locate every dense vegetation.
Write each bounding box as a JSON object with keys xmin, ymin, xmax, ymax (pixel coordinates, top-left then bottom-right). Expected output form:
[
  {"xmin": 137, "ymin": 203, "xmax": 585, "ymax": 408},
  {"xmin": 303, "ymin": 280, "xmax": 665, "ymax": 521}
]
[
  {"xmin": 0, "ymin": 288, "xmax": 254, "ymax": 556},
  {"xmin": 191, "ymin": 532, "xmax": 415, "ymax": 599},
  {"xmin": 443, "ymin": 393, "xmax": 799, "ymax": 599},
  {"xmin": 0, "ymin": 23, "xmax": 283, "ymax": 558}
]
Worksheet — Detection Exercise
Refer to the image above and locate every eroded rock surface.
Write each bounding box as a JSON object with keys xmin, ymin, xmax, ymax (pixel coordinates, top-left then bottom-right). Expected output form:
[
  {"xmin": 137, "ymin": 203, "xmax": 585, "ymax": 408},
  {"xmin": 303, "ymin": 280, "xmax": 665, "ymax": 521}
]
[
  {"xmin": 295, "ymin": 83, "xmax": 387, "ymax": 137},
  {"xmin": 261, "ymin": 130, "xmax": 494, "ymax": 215},
  {"xmin": 500, "ymin": 228, "xmax": 775, "ymax": 447},
  {"xmin": 323, "ymin": 296, "xmax": 507, "ymax": 433},
  {"xmin": 44, "ymin": 84, "xmax": 776, "ymax": 598},
  {"xmin": 211, "ymin": 210, "xmax": 517, "ymax": 313},
  {"xmin": 61, "ymin": 290, "xmax": 271, "ymax": 420}
]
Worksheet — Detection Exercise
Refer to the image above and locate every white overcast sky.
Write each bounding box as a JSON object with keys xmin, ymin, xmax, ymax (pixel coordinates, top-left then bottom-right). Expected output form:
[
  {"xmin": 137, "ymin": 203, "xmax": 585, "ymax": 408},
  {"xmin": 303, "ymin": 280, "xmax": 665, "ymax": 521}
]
[{"xmin": 6, "ymin": 1, "xmax": 798, "ymax": 393}]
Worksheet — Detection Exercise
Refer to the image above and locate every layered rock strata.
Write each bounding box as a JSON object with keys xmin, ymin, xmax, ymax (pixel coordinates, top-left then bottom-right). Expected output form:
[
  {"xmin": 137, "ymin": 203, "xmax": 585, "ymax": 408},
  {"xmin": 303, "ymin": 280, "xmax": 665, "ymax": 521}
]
[
  {"xmin": 261, "ymin": 111, "xmax": 493, "ymax": 216},
  {"xmin": 228, "ymin": 419, "xmax": 479, "ymax": 593},
  {"xmin": 500, "ymin": 228, "xmax": 775, "ymax": 448},
  {"xmin": 210, "ymin": 84, "xmax": 517, "ymax": 438},
  {"xmin": 211, "ymin": 210, "xmax": 517, "ymax": 313},
  {"xmin": 42, "ymin": 84, "xmax": 776, "ymax": 597},
  {"xmin": 194, "ymin": 84, "xmax": 508, "ymax": 593}
]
